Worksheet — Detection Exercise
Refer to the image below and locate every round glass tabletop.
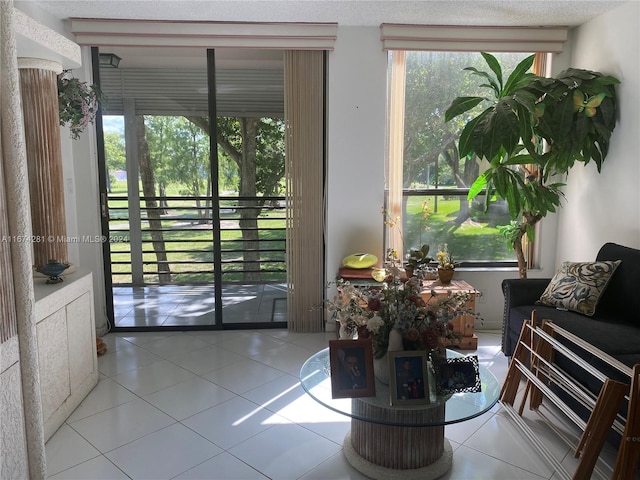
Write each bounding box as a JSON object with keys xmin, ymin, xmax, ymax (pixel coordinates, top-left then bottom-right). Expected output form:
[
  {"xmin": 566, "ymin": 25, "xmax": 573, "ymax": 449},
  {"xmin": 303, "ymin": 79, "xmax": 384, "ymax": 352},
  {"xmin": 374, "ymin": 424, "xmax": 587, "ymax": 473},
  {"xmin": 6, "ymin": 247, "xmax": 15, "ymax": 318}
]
[{"xmin": 300, "ymin": 348, "xmax": 500, "ymax": 427}]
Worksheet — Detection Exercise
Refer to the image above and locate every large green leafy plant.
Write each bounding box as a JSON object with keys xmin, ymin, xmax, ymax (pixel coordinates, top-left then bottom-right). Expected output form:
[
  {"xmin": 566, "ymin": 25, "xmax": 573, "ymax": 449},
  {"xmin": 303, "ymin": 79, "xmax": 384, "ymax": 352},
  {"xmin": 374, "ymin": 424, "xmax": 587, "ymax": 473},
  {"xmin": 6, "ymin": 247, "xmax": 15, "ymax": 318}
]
[{"xmin": 445, "ymin": 53, "xmax": 619, "ymax": 277}]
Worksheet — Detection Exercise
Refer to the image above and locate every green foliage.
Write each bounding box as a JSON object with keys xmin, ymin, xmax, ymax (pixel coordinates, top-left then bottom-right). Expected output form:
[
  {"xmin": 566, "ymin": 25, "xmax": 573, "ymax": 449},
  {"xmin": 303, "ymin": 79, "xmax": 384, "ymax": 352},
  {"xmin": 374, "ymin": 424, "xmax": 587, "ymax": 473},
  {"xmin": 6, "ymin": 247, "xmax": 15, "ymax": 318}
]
[
  {"xmin": 406, "ymin": 244, "xmax": 431, "ymax": 270},
  {"xmin": 57, "ymin": 70, "xmax": 104, "ymax": 139},
  {"xmin": 444, "ymin": 53, "xmax": 620, "ymax": 274},
  {"xmin": 216, "ymin": 116, "xmax": 285, "ymax": 197},
  {"xmin": 445, "ymin": 52, "xmax": 619, "ymax": 186},
  {"xmin": 402, "ymin": 52, "xmax": 530, "ymax": 190}
]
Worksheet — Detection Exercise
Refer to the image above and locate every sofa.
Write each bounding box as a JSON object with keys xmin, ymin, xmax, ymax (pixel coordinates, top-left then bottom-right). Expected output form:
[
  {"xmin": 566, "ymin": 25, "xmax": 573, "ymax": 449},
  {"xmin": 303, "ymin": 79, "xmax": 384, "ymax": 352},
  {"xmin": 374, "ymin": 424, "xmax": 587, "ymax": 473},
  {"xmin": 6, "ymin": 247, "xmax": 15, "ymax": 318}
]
[
  {"xmin": 502, "ymin": 242, "xmax": 640, "ymax": 447},
  {"xmin": 502, "ymin": 242, "xmax": 640, "ymax": 364}
]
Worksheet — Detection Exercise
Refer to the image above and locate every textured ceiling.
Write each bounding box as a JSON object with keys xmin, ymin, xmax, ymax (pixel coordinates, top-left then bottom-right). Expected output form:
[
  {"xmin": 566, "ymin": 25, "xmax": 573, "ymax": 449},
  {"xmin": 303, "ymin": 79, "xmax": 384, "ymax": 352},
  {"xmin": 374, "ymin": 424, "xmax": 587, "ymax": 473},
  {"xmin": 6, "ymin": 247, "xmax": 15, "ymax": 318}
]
[{"xmin": 27, "ymin": 0, "xmax": 625, "ymax": 27}]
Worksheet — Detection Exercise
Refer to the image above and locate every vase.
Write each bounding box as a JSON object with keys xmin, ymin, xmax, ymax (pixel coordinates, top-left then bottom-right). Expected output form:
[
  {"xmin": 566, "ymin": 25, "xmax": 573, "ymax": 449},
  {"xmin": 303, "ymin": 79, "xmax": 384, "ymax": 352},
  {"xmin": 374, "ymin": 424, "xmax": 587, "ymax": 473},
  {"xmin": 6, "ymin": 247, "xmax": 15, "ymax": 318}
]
[
  {"xmin": 387, "ymin": 329, "xmax": 404, "ymax": 351},
  {"xmin": 338, "ymin": 324, "xmax": 352, "ymax": 339},
  {"xmin": 373, "ymin": 352, "xmax": 390, "ymax": 384},
  {"xmin": 374, "ymin": 330, "xmax": 404, "ymax": 384},
  {"xmin": 438, "ymin": 268, "xmax": 454, "ymax": 284}
]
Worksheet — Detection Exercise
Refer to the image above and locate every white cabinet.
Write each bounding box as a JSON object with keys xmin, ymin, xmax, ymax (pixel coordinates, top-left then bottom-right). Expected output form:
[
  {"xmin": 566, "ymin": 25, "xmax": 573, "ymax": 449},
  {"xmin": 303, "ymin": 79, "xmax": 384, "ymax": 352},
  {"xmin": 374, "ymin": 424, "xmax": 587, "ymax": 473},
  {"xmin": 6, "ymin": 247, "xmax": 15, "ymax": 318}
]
[{"xmin": 34, "ymin": 271, "xmax": 98, "ymax": 440}]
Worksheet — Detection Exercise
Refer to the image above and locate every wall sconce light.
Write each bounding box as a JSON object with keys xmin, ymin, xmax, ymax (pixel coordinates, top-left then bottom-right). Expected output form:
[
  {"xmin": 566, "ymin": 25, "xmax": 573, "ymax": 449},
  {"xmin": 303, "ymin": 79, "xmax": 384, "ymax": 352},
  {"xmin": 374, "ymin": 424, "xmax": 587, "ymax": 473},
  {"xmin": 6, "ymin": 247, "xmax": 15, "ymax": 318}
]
[{"xmin": 99, "ymin": 53, "xmax": 121, "ymax": 68}]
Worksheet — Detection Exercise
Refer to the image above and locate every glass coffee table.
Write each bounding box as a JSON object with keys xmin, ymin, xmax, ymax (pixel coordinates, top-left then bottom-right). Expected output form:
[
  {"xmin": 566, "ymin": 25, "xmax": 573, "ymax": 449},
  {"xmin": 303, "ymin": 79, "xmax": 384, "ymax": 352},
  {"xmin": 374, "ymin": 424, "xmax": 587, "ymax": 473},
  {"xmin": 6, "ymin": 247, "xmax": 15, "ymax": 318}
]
[{"xmin": 300, "ymin": 348, "xmax": 500, "ymax": 480}]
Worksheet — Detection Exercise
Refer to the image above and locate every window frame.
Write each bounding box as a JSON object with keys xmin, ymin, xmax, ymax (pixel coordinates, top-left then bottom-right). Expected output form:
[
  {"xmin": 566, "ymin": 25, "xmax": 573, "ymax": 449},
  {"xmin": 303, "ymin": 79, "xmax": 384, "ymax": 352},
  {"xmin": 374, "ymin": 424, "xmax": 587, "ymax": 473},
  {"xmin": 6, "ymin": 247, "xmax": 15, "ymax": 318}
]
[{"xmin": 384, "ymin": 47, "xmax": 552, "ymax": 270}]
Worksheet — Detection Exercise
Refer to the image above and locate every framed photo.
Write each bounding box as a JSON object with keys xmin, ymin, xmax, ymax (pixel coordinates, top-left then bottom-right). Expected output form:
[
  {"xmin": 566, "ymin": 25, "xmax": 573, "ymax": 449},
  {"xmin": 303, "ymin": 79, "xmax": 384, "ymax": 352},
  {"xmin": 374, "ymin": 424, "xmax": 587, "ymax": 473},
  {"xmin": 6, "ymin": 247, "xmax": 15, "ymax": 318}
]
[
  {"xmin": 389, "ymin": 351, "xmax": 430, "ymax": 406},
  {"xmin": 329, "ymin": 339, "xmax": 376, "ymax": 399},
  {"xmin": 434, "ymin": 355, "xmax": 482, "ymax": 395}
]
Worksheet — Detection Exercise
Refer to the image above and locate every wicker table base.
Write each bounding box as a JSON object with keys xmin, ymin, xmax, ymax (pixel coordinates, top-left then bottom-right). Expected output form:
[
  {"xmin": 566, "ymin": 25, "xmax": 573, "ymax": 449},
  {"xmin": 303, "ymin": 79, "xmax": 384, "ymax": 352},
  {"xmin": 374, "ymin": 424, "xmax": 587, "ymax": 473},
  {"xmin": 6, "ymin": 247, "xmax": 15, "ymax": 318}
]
[
  {"xmin": 343, "ymin": 430, "xmax": 452, "ymax": 480},
  {"xmin": 343, "ymin": 400, "xmax": 453, "ymax": 479}
]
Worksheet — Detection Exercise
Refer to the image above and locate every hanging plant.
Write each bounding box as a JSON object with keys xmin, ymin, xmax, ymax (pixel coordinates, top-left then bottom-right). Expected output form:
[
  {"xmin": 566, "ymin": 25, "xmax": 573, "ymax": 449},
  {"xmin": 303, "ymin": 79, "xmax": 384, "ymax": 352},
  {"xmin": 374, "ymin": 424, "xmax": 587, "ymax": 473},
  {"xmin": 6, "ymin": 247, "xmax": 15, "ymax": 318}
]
[{"xmin": 57, "ymin": 70, "xmax": 104, "ymax": 140}]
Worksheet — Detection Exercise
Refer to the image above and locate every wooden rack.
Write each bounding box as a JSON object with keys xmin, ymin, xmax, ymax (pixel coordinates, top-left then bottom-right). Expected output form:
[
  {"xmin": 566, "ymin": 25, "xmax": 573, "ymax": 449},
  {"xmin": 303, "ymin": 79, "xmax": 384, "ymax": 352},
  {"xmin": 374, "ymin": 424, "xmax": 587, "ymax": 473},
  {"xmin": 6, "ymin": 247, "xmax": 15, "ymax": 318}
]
[{"xmin": 500, "ymin": 312, "xmax": 640, "ymax": 479}]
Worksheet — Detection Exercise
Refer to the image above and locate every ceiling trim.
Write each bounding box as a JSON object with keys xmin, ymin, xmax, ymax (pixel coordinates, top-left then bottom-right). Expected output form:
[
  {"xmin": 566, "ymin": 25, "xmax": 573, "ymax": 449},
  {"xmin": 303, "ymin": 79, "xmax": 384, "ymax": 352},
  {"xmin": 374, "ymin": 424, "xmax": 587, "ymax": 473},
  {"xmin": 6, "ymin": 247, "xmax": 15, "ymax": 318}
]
[
  {"xmin": 14, "ymin": 7, "xmax": 81, "ymax": 68},
  {"xmin": 380, "ymin": 24, "xmax": 569, "ymax": 53},
  {"xmin": 70, "ymin": 19, "xmax": 338, "ymax": 50}
]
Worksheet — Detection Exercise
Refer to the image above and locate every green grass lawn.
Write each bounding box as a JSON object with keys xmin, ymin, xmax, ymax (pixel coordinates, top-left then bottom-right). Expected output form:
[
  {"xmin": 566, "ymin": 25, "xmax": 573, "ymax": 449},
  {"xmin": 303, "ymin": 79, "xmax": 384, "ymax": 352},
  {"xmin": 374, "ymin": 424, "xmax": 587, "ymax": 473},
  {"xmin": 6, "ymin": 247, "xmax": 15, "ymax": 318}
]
[
  {"xmin": 107, "ymin": 181, "xmax": 286, "ymax": 284},
  {"xmin": 404, "ymin": 195, "xmax": 515, "ymax": 261}
]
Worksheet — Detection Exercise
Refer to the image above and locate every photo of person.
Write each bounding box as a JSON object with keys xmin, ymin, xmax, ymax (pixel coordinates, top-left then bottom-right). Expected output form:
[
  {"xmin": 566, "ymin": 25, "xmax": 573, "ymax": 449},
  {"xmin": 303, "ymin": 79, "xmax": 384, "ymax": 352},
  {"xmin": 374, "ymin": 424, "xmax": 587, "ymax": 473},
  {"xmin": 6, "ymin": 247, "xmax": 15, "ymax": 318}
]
[
  {"xmin": 329, "ymin": 339, "xmax": 376, "ymax": 399},
  {"xmin": 394, "ymin": 355, "xmax": 426, "ymax": 400},
  {"xmin": 389, "ymin": 350, "xmax": 430, "ymax": 405},
  {"xmin": 435, "ymin": 355, "xmax": 482, "ymax": 395},
  {"xmin": 337, "ymin": 348, "xmax": 367, "ymax": 390}
]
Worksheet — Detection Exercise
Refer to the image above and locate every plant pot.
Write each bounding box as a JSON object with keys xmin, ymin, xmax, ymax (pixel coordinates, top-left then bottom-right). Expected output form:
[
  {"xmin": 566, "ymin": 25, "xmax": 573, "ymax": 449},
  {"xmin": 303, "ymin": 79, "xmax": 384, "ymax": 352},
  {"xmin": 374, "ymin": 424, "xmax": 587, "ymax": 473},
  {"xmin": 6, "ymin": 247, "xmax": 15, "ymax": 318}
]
[
  {"xmin": 438, "ymin": 268, "xmax": 454, "ymax": 284},
  {"xmin": 338, "ymin": 324, "xmax": 353, "ymax": 339},
  {"xmin": 373, "ymin": 353, "xmax": 390, "ymax": 384}
]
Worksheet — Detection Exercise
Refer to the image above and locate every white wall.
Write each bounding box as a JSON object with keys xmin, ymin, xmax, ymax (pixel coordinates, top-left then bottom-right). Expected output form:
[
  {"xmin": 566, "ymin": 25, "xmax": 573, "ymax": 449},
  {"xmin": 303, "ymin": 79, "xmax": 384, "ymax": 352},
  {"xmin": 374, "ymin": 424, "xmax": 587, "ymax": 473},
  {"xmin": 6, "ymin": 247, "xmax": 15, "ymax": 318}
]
[
  {"xmin": 326, "ymin": 26, "xmax": 388, "ymax": 278},
  {"xmin": 325, "ymin": 10, "xmax": 639, "ymax": 329},
  {"xmin": 555, "ymin": 1, "xmax": 640, "ymax": 261},
  {"xmin": 70, "ymin": 51, "xmax": 109, "ymax": 335}
]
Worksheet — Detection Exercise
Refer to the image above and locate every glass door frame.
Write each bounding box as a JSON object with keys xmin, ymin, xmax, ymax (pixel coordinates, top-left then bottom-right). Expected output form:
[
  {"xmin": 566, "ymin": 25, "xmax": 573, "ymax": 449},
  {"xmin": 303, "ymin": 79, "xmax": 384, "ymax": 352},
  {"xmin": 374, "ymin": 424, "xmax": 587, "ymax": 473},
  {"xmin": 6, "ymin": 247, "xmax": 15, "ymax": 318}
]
[{"xmin": 94, "ymin": 47, "xmax": 287, "ymax": 332}]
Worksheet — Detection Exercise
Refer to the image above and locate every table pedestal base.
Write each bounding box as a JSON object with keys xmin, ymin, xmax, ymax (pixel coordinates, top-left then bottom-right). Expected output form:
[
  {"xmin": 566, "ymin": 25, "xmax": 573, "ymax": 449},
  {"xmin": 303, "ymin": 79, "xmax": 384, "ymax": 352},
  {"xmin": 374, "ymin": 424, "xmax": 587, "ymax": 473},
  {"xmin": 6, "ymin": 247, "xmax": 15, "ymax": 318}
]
[{"xmin": 343, "ymin": 431, "xmax": 453, "ymax": 480}]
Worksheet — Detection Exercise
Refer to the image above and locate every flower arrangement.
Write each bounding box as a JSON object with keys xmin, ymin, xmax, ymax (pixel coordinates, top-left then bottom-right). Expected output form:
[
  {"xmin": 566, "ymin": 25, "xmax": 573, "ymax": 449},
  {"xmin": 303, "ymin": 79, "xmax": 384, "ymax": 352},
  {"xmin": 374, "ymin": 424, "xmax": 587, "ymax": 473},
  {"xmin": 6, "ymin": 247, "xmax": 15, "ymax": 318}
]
[
  {"xmin": 57, "ymin": 70, "xmax": 103, "ymax": 140},
  {"xmin": 326, "ymin": 249, "xmax": 479, "ymax": 359},
  {"xmin": 436, "ymin": 243, "xmax": 456, "ymax": 270}
]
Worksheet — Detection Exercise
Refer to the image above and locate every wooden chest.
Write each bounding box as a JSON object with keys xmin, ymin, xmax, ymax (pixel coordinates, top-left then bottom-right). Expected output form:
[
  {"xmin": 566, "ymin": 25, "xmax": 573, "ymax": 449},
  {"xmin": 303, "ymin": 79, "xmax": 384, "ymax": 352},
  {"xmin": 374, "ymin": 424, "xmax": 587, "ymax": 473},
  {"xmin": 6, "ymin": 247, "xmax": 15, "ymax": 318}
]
[{"xmin": 420, "ymin": 279, "xmax": 478, "ymax": 350}]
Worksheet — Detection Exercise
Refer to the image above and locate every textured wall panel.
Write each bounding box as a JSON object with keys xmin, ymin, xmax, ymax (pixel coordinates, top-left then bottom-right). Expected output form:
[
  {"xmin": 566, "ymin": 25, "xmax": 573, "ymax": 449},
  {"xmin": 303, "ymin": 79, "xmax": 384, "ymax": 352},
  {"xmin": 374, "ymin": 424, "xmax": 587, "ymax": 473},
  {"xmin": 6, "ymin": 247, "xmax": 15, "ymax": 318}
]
[
  {"xmin": 66, "ymin": 292, "xmax": 94, "ymax": 390},
  {"xmin": 1, "ymin": 361, "xmax": 29, "ymax": 479},
  {"xmin": 36, "ymin": 308, "xmax": 70, "ymax": 423}
]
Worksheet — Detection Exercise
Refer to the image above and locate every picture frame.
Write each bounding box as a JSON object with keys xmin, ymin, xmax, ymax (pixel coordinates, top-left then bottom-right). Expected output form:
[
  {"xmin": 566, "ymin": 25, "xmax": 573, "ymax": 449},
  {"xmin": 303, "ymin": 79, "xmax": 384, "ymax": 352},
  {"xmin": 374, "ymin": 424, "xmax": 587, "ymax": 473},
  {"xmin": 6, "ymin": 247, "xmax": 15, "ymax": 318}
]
[
  {"xmin": 329, "ymin": 339, "xmax": 376, "ymax": 399},
  {"xmin": 388, "ymin": 350, "xmax": 430, "ymax": 406},
  {"xmin": 434, "ymin": 355, "xmax": 482, "ymax": 395}
]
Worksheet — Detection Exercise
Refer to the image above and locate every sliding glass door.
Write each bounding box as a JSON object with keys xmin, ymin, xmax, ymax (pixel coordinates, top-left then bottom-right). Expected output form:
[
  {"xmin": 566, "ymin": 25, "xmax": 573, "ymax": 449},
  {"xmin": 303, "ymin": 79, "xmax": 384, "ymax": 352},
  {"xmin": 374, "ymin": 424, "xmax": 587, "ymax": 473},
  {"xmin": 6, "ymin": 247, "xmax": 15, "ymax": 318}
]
[{"xmin": 95, "ymin": 47, "xmax": 287, "ymax": 330}]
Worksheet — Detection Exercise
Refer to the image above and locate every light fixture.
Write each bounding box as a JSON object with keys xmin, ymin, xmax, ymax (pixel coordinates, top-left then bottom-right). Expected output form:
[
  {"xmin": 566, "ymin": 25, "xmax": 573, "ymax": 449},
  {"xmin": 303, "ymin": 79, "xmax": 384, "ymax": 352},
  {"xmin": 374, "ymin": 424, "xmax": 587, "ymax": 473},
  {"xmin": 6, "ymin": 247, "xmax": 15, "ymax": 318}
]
[{"xmin": 99, "ymin": 53, "xmax": 121, "ymax": 68}]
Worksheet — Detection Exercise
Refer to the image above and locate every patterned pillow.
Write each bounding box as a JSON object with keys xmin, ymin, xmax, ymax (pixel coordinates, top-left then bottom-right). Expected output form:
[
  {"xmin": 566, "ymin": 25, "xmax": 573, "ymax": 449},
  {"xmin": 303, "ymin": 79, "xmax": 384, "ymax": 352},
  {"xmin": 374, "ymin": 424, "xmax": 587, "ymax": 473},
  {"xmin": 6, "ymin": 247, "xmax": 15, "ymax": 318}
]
[{"xmin": 536, "ymin": 260, "xmax": 621, "ymax": 316}]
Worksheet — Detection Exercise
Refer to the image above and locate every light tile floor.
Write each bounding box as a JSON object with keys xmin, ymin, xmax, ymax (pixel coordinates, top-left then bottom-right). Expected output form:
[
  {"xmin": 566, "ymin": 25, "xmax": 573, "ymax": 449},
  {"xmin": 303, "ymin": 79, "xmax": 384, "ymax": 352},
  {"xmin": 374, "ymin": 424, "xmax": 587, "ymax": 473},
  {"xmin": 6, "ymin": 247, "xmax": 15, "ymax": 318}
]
[{"xmin": 45, "ymin": 330, "xmax": 621, "ymax": 479}]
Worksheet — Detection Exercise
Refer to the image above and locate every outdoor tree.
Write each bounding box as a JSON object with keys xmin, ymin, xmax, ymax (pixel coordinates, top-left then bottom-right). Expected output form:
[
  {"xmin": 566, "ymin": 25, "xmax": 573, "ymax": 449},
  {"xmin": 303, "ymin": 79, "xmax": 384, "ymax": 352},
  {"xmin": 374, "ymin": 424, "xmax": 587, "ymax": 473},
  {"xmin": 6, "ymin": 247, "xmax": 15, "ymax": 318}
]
[
  {"xmin": 185, "ymin": 115, "xmax": 285, "ymax": 282},
  {"xmin": 136, "ymin": 116, "xmax": 171, "ymax": 283},
  {"xmin": 104, "ymin": 131, "xmax": 126, "ymax": 192}
]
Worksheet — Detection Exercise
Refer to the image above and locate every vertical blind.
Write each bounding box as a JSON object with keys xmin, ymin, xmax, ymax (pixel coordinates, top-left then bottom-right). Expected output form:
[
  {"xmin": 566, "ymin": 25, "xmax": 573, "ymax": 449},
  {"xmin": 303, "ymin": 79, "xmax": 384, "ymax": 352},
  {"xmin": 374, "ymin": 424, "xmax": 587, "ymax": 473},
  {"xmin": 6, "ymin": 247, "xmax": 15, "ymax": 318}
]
[
  {"xmin": 386, "ymin": 50, "xmax": 406, "ymax": 260},
  {"xmin": 284, "ymin": 50, "xmax": 325, "ymax": 332}
]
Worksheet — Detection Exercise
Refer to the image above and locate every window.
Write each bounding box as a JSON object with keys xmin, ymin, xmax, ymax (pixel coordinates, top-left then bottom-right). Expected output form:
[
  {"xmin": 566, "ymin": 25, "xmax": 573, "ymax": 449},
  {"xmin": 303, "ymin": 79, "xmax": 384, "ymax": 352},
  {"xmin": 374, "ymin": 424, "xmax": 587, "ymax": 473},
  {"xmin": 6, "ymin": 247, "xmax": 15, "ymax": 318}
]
[{"xmin": 386, "ymin": 50, "xmax": 533, "ymax": 267}]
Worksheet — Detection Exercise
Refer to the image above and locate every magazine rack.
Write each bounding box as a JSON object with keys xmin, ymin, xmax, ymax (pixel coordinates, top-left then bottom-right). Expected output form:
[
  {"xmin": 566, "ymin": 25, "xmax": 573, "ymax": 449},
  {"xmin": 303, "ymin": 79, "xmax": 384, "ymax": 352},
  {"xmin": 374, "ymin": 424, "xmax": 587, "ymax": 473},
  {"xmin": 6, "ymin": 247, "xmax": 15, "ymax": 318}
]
[{"xmin": 500, "ymin": 311, "xmax": 640, "ymax": 479}]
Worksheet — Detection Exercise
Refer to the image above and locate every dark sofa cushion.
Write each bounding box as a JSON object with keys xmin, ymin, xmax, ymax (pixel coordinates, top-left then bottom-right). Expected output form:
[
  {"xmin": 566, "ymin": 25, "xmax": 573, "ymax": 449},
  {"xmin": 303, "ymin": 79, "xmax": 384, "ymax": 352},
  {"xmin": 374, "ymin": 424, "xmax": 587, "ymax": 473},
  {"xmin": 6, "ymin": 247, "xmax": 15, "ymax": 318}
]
[{"xmin": 509, "ymin": 305, "xmax": 640, "ymax": 357}]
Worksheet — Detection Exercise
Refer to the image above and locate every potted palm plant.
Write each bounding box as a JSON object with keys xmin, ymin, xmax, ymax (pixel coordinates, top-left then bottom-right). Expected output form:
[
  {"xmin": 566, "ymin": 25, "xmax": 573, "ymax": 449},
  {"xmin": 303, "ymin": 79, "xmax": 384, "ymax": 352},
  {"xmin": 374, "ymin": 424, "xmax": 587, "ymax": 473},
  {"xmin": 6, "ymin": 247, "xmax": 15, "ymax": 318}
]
[{"xmin": 445, "ymin": 53, "xmax": 619, "ymax": 277}]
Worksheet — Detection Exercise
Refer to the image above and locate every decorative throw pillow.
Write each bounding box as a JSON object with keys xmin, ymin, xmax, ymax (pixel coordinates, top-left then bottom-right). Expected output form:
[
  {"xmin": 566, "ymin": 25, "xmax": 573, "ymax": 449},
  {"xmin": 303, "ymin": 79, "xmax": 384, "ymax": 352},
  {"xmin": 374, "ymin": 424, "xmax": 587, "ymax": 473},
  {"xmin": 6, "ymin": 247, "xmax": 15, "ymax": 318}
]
[{"xmin": 536, "ymin": 260, "xmax": 621, "ymax": 316}]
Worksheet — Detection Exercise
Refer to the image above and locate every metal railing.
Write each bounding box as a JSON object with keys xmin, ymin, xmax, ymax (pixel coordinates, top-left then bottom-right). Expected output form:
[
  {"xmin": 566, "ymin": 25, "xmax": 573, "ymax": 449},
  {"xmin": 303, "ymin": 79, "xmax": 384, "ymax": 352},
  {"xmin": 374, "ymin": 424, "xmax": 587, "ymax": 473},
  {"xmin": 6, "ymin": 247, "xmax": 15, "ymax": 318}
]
[{"xmin": 107, "ymin": 195, "xmax": 286, "ymax": 285}]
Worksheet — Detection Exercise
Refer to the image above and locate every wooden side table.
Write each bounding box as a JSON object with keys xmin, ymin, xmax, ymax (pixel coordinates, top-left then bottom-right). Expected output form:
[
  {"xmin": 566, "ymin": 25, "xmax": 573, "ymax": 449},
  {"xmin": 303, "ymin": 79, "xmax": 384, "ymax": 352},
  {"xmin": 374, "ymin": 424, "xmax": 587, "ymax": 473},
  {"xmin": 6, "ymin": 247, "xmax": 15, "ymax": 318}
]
[{"xmin": 420, "ymin": 279, "xmax": 478, "ymax": 350}]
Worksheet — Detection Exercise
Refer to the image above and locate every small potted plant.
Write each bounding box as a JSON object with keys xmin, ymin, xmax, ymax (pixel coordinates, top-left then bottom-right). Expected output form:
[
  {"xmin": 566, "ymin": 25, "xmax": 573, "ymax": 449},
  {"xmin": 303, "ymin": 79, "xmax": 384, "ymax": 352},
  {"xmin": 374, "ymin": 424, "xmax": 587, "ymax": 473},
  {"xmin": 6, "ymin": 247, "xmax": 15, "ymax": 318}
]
[
  {"xmin": 436, "ymin": 243, "xmax": 456, "ymax": 284},
  {"xmin": 405, "ymin": 244, "xmax": 432, "ymax": 278}
]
